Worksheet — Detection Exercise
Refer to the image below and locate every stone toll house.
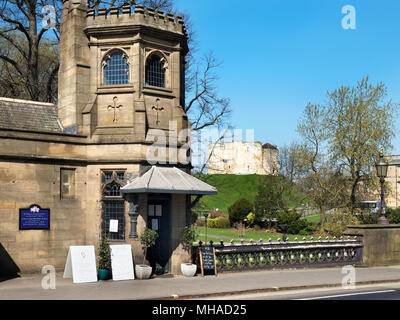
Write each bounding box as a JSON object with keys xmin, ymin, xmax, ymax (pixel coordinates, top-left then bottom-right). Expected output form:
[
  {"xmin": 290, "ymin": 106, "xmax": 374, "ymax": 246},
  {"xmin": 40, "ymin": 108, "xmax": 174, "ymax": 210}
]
[{"xmin": 0, "ymin": 1, "xmax": 217, "ymax": 276}]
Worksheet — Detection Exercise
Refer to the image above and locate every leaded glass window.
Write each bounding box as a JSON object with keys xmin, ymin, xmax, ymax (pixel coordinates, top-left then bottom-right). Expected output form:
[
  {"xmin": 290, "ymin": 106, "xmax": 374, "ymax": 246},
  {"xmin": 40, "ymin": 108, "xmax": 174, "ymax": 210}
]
[
  {"xmin": 145, "ymin": 54, "xmax": 165, "ymax": 87},
  {"xmin": 102, "ymin": 170, "xmax": 126, "ymax": 240},
  {"xmin": 102, "ymin": 200, "xmax": 125, "ymax": 240},
  {"xmin": 103, "ymin": 51, "xmax": 130, "ymax": 85},
  {"xmin": 104, "ymin": 182, "xmax": 121, "ymax": 197}
]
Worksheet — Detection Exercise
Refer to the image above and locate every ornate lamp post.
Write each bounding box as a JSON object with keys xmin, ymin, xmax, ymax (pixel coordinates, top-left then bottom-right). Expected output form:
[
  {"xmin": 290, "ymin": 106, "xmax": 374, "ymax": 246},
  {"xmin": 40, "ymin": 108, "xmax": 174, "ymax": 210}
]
[{"xmin": 375, "ymin": 149, "xmax": 389, "ymax": 225}]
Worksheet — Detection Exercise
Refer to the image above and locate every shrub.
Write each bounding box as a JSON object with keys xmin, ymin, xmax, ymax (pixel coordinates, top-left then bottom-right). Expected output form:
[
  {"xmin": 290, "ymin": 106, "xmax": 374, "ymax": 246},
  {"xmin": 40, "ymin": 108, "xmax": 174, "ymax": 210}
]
[
  {"xmin": 228, "ymin": 198, "xmax": 253, "ymax": 226},
  {"xmin": 324, "ymin": 209, "xmax": 357, "ymax": 237},
  {"xmin": 182, "ymin": 227, "xmax": 197, "ymax": 252},
  {"xmin": 389, "ymin": 213, "xmax": 400, "ymax": 224},
  {"xmin": 387, "ymin": 208, "xmax": 400, "ymax": 224},
  {"xmin": 207, "ymin": 216, "xmax": 230, "ymax": 229},
  {"xmin": 358, "ymin": 213, "xmax": 379, "ymax": 225},
  {"xmin": 209, "ymin": 210, "xmax": 221, "ymax": 219},
  {"xmin": 139, "ymin": 228, "xmax": 159, "ymax": 265},
  {"xmin": 98, "ymin": 233, "xmax": 111, "ymax": 270},
  {"xmin": 299, "ymin": 225, "xmax": 316, "ymax": 236},
  {"xmin": 246, "ymin": 212, "xmax": 256, "ymax": 228},
  {"xmin": 195, "ymin": 217, "xmax": 206, "ymax": 227},
  {"xmin": 190, "ymin": 211, "xmax": 199, "ymax": 225},
  {"xmin": 276, "ymin": 211, "xmax": 310, "ymax": 234}
]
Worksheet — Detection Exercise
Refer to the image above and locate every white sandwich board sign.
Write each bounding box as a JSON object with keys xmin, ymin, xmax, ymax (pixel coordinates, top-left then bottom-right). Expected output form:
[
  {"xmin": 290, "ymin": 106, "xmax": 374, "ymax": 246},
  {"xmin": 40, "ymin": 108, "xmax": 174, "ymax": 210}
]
[
  {"xmin": 63, "ymin": 246, "xmax": 98, "ymax": 284},
  {"xmin": 110, "ymin": 244, "xmax": 135, "ymax": 281}
]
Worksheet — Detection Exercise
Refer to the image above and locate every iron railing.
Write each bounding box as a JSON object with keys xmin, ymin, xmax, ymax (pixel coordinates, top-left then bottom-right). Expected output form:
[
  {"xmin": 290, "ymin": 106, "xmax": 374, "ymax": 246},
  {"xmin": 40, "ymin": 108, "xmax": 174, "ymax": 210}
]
[{"xmin": 194, "ymin": 236, "xmax": 363, "ymax": 273}]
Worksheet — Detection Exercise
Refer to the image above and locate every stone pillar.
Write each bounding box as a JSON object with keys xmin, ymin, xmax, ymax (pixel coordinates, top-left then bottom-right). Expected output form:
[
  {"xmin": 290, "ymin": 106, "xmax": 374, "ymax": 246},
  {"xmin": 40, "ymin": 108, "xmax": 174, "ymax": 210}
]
[
  {"xmin": 128, "ymin": 194, "xmax": 140, "ymax": 238},
  {"xmin": 58, "ymin": 0, "xmax": 90, "ymax": 133},
  {"xmin": 344, "ymin": 224, "xmax": 400, "ymax": 266}
]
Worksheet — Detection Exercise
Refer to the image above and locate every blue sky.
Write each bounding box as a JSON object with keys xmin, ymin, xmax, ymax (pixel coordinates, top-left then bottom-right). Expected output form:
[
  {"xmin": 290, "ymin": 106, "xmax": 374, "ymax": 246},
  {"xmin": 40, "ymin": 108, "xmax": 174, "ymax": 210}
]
[{"xmin": 175, "ymin": 0, "xmax": 400, "ymax": 154}]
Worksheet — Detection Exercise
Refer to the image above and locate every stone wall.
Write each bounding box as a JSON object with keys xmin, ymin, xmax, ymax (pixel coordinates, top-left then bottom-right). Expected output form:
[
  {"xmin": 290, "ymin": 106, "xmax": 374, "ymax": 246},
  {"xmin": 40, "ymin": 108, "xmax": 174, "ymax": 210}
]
[
  {"xmin": 0, "ymin": 161, "xmax": 87, "ymax": 272},
  {"xmin": 0, "ymin": 129, "xmax": 191, "ymax": 274},
  {"xmin": 262, "ymin": 147, "xmax": 279, "ymax": 176},
  {"xmin": 170, "ymin": 194, "xmax": 190, "ymax": 274},
  {"xmin": 344, "ymin": 224, "xmax": 400, "ymax": 266}
]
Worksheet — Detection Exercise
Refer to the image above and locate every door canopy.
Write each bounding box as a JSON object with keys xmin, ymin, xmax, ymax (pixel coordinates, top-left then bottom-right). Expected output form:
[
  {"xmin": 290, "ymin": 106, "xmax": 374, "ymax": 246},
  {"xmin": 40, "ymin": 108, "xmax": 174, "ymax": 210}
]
[{"xmin": 120, "ymin": 166, "xmax": 218, "ymax": 196}]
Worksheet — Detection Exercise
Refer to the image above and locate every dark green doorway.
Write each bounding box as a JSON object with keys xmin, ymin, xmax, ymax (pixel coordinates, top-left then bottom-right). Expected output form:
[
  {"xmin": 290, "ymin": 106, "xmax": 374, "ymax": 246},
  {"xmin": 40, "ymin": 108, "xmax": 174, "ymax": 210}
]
[{"xmin": 147, "ymin": 196, "xmax": 171, "ymax": 274}]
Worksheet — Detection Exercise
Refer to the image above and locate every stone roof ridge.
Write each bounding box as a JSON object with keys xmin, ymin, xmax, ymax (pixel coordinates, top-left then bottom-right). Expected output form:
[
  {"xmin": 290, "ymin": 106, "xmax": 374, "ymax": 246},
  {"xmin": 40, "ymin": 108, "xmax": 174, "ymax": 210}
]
[
  {"xmin": 0, "ymin": 97, "xmax": 54, "ymax": 107},
  {"xmin": 172, "ymin": 167, "xmax": 194, "ymax": 191},
  {"xmin": 86, "ymin": 4, "xmax": 187, "ymax": 37}
]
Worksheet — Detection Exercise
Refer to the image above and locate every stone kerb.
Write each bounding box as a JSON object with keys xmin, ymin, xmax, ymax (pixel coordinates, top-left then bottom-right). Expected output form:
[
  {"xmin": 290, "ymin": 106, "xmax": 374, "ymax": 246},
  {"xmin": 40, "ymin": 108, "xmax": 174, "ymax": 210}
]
[{"xmin": 86, "ymin": 4, "xmax": 186, "ymax": 35}]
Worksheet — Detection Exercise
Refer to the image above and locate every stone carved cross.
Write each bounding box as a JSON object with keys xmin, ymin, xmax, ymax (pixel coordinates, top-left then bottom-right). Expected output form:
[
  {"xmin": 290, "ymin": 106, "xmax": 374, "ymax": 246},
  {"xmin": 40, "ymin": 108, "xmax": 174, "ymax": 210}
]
[
  {"xmin": 151, "ymin": 98, "xmax": 165, "ymax": 125},
  {"xmin": 108, "ymin": 96, "xmax": 123, "ymax": 122}
]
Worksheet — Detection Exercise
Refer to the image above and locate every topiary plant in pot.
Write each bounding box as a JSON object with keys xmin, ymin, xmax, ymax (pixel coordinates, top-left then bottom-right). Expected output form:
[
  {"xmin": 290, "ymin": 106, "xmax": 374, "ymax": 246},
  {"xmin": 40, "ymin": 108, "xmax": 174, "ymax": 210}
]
[
  {"xmin": 98, "ymin": 233, "xmax": 111, "ymax": 280},
  {"xmin": 180, "ymin": 226, "xmax": 198, "ymax": 277},
  {"xmin": 136, "ymin": 228, "xmax": 159, "ymax": 280}
]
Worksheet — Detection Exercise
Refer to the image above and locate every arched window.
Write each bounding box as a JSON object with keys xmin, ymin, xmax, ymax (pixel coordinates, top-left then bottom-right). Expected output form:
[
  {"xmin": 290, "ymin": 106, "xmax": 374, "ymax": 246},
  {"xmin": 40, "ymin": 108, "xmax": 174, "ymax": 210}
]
[
  {"xmin": 101, "ymin": 170, "xmax": 126, "ymax": 240},
  {"xmin": 145, "ymin": 54, "xmax": 165, "ymax": 87},
  {"xmin": 103, "ymin": 51, "xmax": 129, "ymax": 85}
]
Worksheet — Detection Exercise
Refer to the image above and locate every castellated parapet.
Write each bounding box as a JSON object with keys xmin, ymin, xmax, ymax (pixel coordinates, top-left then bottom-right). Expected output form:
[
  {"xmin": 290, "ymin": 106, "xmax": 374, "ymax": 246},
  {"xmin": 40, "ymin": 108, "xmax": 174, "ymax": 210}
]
[
  {"xmin": 85, "ymin": 4, "xmax": 187, "ymax": 37},
  {"xmin": 58, "ymin": 0, "xmax": 189, "ymax": 143}
]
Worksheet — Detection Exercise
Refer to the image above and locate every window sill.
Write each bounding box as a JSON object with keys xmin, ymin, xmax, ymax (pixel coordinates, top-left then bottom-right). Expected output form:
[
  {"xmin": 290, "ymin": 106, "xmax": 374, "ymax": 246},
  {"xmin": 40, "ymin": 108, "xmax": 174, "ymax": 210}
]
[
  {"xmin": 143, "ymin": 86, "xmax": 174, "ymax": 97},
  {"xmin": 97, "ymin": 85, "xmax": 135, "ymax": 94}
]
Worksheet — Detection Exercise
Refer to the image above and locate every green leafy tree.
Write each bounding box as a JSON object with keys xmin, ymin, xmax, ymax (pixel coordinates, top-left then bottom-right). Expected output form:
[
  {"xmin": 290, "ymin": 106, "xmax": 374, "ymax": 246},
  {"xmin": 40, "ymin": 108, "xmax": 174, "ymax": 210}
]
[
  {"xmin": 253, "ymin": 177, "xmax": 287, "ymax": 228},
  {"xmin": 228, "ymin": 198, "xmax": 252, "ymax": 226},
  {"xmin": 325, "ymin": 77, "xmax": 398, "ymax": 207},
  {"xmin": 296, "ymin": 77, "xmax": 399, "ymax": 228}
]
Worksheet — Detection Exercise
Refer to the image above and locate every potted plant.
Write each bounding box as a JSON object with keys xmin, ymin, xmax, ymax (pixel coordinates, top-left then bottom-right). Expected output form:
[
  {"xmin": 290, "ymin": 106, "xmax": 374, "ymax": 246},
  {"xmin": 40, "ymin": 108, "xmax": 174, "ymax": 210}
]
[
  {"xmin": 98, "ymin": 233, "xmax": 111, "ymax": 280},
  {"xmin": 180, "ymin": 226, "xmax": 198, "ymax": 277},
  {"xmin": 136, "ymin": 228, "xmax": 159, "ymax": 280}
]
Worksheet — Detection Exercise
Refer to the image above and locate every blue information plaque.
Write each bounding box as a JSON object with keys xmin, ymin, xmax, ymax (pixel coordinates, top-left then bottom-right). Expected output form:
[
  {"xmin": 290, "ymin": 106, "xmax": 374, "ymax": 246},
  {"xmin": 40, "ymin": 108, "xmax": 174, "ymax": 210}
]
[{"xmin": 19, "ymin": 205, "xmax": 50, "ymax": 230}]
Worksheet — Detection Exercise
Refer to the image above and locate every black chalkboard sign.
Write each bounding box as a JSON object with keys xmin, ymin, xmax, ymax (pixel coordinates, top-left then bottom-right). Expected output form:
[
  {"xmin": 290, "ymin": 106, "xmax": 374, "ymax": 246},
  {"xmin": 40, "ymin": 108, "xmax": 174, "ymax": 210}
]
[{"xmin": 198, "ymin": 246, "xmax": 217, "ymax": 276}]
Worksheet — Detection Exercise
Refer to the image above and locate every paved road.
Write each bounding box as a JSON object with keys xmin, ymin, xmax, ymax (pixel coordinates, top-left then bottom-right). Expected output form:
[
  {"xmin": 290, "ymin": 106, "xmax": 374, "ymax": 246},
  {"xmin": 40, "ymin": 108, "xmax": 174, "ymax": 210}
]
[
  {"xmin": 200, "ymin": 282, "xmax": 400, "ymax": 300},
  {"xmin": 2, "ymin": 266, "xmax": 400, "ymax": 300}
]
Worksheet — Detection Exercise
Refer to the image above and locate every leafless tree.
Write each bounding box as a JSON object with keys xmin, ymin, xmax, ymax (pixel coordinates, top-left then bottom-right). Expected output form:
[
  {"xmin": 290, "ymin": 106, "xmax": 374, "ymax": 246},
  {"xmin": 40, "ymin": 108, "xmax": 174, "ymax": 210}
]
[
  {"xmin": 185, "ymin": 51, "xmax": 231, "ymax": 132},
  {"xmin": 0, "ymin": 0, "xmax": 61, "ymax": 102}
]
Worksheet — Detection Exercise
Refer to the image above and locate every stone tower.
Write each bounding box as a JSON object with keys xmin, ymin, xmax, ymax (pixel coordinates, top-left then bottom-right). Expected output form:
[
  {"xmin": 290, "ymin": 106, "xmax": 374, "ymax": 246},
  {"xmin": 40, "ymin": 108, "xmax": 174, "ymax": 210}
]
[{"xmin": 58, "ymin": 1, "xmax": 189, "ymax": 145}]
